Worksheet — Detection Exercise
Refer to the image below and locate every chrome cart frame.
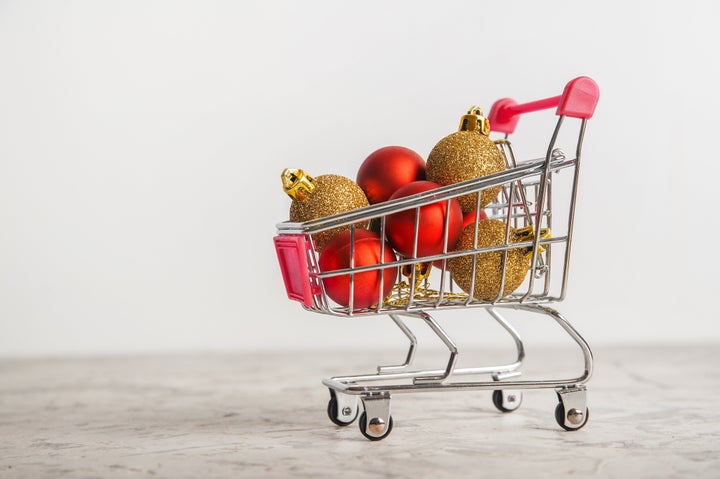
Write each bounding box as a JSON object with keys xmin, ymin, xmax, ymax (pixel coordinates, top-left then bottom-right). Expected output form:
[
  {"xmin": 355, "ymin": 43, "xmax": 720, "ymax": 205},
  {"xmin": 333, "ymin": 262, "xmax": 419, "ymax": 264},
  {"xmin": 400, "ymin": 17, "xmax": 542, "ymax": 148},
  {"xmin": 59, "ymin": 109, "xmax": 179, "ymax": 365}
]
[{"xmin": 274, "ymin": 77, "xmax": 600, "ymax": 440}]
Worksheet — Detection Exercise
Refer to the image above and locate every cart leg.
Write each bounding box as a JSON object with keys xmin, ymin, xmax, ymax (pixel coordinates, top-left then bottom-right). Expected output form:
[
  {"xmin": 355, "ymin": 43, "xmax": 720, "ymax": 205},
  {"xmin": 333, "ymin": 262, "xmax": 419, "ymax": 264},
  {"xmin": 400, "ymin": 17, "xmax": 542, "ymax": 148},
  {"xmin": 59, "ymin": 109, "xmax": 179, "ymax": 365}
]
[
  {"xmin": 487, "ymin": 307, "xmax": 525, "ymax": 367},
  {"xmin": 377, "ymin": 314, "xmax": 417, "ymax": 374},
  {"xmin": 413, "ymin": 311, "xmax": 458, "ymax": 384},
  {"xmin": 555, "ymin": 386, "xmax": 589, "ymax": 430},
  {"xmin": 487, "ymin": 307, "xmax": 524, "ymax": 412},
  {"xmin": 359, "ymin": 392, "xmax": 393, "ymax": 441},
  {"xmin": 521, "ymin": 304, "xmax": 593, "ymax": 383}
]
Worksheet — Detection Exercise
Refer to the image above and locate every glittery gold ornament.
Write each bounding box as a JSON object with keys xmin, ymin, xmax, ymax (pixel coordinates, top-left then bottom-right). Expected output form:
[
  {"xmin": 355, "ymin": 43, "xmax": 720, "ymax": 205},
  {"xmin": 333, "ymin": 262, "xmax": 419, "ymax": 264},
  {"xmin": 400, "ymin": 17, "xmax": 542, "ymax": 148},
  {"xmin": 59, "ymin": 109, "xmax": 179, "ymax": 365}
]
[
  {"xmin": 448, "ymin": 219, "xmax": 534, "ymax": 301},
  {"xmin": 426, "ymin": 107, "xmax": 506, "ymax": 212},
  {"xmin": 282, "ymin": 168, "xmax": 370, "ymax": 252}
]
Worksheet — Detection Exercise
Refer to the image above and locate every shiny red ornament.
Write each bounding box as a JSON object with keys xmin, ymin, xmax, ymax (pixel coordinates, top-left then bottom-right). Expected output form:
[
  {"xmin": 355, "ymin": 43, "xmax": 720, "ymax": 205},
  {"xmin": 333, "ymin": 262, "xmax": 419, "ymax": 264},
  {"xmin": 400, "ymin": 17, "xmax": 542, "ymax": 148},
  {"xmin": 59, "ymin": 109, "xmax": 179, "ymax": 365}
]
[
  {"xmin": 357, "ymin": 146, "xmax": 426, "ymax": 204},
  {"xmin": 385, "ymin": 181, "xmax": 463, "ymax": 258},
  {"xmin": 462, "ymin": 209, "xmax": 488, "ymax": 229},
  {"xmin": 318, "ymin": 229, "xmax": 397, "ymax": 309}
]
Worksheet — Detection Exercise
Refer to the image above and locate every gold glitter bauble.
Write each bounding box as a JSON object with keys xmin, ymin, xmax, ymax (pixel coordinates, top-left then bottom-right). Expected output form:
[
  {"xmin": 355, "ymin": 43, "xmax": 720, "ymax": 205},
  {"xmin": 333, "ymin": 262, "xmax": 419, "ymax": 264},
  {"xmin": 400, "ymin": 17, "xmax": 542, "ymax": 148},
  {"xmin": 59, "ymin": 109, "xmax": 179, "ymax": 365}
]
[
  {"xmin": 286, "ymin": 172, "xmax": 370, "ymax": 252},
  {"xmin": 426, "ymin": 108, "xmax": 506, "ymax": 212},
  {"xmin": 448, "ymin": 219, "xmax": 530, "ymax": 301}
]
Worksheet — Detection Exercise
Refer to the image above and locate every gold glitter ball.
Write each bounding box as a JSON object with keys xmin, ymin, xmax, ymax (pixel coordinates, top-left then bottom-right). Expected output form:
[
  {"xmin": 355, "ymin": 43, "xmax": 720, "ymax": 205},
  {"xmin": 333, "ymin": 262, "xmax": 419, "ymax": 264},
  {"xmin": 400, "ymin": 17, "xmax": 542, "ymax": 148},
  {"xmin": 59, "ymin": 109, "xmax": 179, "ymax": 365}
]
[
  {"xmin": 426, "ymin": 130, "xmax": 506, "ymax": 212},
  {"xmin": 448, "ymin": 219, "xmax": 530, "ymax": 301},
  {"xmin": 288, "ymin": 173, "xmax": 370, "ymax": 251}
]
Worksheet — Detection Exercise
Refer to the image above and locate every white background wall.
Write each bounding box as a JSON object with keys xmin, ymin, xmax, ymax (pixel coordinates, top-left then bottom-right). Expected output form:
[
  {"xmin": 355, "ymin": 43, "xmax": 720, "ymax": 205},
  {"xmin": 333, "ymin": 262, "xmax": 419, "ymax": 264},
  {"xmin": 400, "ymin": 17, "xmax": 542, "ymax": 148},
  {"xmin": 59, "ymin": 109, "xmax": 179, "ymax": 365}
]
[{"xmin": 1, "ymin": 1, "xmax": 718, "ymax": 357}]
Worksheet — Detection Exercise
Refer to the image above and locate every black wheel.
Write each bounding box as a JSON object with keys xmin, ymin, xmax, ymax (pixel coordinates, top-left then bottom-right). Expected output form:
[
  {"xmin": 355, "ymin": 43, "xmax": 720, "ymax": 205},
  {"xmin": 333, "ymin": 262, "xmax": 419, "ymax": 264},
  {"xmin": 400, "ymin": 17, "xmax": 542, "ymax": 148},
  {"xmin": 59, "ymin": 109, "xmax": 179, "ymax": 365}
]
[
  {"xmin": 555, "ymin": 402, "xmax": 589, "ymax": 431},
  {"xmin": 327, "ymin": 390, "xmax": 358, "ymax": 427},
  {"xmin": 492, "ymin": 389, "xmax": 522, "ymax": 413},
  {"xmin": 358, "ymin": 411, "xmax": 394, "ymax": 441}
]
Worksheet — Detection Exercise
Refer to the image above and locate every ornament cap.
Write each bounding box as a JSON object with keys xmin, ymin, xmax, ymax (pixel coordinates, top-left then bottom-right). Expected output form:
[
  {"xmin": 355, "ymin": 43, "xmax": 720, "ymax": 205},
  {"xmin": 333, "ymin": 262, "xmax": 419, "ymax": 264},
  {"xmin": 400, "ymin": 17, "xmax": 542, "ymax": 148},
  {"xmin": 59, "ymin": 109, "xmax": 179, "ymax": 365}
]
[
  {"xmin": 401, "ymin": 262, "xmax": 432, "ymax": 284},
  {"xmin": 515, "ymin": 226, "xmax": 552, "ymax": 256},
  {"xmin": 458, "ymin": 106, "xmax": 491, "ymax": 136},
  {"xmin": 282, "ymin": 168, "xmax": 316, "ymax": 201}
]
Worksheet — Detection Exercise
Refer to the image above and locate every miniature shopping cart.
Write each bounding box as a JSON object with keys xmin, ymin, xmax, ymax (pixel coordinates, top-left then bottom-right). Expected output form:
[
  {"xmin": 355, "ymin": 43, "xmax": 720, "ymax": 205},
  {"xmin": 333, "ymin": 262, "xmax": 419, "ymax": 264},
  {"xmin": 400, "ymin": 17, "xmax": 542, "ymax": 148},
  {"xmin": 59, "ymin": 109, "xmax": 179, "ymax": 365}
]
[{"xmin": 274, "ymin": 77, "xmax": 599, "ymax": 440}]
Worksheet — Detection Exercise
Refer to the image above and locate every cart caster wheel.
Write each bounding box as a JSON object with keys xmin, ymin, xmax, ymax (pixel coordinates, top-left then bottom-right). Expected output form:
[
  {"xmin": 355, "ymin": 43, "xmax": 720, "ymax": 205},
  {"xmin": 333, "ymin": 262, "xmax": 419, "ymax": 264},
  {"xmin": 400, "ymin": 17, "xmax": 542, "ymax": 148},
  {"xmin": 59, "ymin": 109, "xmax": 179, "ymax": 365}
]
[
  {"xmin": 358, "ymin": 411, "xmax": 393, "ymax": 441},
  {"xmin": 492, "ymin": 389, "xmax": 522, "ymax": 413},
  {"xmin": 555, "ymin": 402, "xmax": 589, "ymax": 431},
  {"xmin": 327, "ymin": 390, "xmax": 358, "ymax": 427}
]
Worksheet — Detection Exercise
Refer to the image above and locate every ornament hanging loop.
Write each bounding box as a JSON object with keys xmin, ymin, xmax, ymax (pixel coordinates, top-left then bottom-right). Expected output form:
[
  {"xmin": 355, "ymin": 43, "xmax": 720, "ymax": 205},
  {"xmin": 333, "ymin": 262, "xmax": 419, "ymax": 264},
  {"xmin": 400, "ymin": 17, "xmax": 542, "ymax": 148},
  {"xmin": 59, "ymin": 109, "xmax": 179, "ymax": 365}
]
[
  {"xmin": 281, "ymin": 168, "xmax": 316, "ymax": 201},
  {"xmin": 459, "ymin": 106, "xmax": 491, "ymax": 136}
]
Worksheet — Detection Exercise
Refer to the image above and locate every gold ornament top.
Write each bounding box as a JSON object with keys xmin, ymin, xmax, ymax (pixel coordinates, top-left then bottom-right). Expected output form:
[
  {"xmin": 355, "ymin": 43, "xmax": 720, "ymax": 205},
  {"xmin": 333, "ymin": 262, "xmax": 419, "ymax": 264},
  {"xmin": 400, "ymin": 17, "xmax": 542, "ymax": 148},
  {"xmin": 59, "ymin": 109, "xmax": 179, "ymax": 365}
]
[
  {"xmin": 458, "ymin": 106, "xmax": 491, "ymax": 135},
  {"xmin": 281, "ymin": 168, "xmax": 316, "ymax": 202},
  {"xmin": 515, "ymin": 226, "xmax": 552, "ymax": 257}
]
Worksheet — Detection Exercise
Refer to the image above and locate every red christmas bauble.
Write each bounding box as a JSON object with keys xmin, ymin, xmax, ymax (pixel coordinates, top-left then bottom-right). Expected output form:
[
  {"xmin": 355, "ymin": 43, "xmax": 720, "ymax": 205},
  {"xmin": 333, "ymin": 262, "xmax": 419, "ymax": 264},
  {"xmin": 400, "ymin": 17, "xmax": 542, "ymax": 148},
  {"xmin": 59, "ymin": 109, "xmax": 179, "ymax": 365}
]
[
  {"xmin": 318, "ymin": 229, "xmax": 397, "ymax": 309},
  {"xmin": 462, "ymin": 209, "xmax": 488, "ymax": 229},
  {"xmin": 385, "ymin": 181, "xmax": 463, "ymax": 258},
  {"xmin": 357, "ymin": 146, "xmax": 426, "ymax": 204}
]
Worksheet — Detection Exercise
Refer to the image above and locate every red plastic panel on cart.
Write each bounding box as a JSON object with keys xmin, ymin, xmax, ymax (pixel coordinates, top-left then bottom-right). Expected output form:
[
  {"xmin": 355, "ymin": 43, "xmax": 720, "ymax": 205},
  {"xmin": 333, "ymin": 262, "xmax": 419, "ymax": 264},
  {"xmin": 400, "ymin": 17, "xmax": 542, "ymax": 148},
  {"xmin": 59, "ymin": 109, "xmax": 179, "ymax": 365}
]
[{"xmin": 274, "ymin": 234, "xmax": 314, "ymax": 307}]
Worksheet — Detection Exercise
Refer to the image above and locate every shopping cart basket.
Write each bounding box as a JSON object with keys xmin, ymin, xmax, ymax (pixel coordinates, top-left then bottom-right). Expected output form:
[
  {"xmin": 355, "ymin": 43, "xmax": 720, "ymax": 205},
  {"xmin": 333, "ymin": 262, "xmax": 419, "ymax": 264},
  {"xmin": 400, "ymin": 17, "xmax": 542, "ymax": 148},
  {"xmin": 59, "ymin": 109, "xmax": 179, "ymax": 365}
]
[{"xmin": 274, "ymin": 76, "xmax": 599, "ymax": 440}]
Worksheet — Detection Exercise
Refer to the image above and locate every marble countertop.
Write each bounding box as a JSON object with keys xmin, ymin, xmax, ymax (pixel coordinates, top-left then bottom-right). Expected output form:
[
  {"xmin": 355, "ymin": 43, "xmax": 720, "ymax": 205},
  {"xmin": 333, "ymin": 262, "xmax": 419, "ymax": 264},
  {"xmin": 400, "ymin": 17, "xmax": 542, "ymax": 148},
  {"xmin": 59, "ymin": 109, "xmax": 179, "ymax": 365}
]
[{"xmin": 1, "ymin": 344, "xmax": 718, "ymax": 478}]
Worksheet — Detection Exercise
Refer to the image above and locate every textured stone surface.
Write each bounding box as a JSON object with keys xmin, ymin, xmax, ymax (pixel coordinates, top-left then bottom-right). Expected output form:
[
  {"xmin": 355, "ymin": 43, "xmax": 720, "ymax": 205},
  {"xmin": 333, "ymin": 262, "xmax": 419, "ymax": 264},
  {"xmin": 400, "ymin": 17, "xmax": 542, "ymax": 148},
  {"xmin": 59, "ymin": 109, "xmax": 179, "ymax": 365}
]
[{"xmin": 1, "ymin": 344, "xmax": 718, "ymax": 478}]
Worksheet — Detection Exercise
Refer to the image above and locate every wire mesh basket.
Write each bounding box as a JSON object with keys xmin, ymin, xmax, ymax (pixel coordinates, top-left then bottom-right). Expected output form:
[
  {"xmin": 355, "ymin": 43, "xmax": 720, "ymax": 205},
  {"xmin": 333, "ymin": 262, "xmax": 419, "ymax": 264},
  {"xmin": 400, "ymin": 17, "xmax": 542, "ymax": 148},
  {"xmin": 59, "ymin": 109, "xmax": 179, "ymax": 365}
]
[{"xmin": 274, "ymin": 76, "xmax": 599, "ymax": 440}]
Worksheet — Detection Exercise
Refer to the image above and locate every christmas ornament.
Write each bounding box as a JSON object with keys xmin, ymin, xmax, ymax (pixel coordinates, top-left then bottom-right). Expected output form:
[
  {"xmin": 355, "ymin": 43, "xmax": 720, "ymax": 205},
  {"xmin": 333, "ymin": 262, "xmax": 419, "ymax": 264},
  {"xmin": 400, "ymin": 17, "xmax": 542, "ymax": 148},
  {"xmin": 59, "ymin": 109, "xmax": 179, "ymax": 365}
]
[
  {"xmin": 448, "ymin": 219, "xmax": 548, "ymax": 300},
  {"xmin": 318, "ymin": 229, "xmax": 397, "ymax": 309},
  {"xmin": 385, "ymin": 181, "xmax": 463, "ymax": 258},
  {"xmin": 357, "ymin": 146, "xmax": 426, "ymax": 204},
  {"xmin": 282, "ymin": 168, "xmax": 370, "ymax": 252},
  {"xmin": 462, "ymin": 209, "xmax": 488, "ymax": 229},
  {"xmin": 432, "ymin": 210, "xmax": 488, "ymax": 269},
  {"xmin": 426, "ymin": 107, "xmax": 507, "ymax": 212},
  {"xmin": 384, "ymin": 262, "xmax": 470, "ymax": 307}
]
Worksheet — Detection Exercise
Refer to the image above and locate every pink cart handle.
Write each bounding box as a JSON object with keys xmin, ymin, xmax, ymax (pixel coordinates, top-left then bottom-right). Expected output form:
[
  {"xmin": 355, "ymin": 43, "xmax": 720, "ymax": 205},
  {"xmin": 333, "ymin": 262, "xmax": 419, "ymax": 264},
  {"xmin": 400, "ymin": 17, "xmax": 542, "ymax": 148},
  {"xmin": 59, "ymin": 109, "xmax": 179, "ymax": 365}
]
[{"xmin": 488, "ymin": 76, "xmax": 599, "ymax": 135}]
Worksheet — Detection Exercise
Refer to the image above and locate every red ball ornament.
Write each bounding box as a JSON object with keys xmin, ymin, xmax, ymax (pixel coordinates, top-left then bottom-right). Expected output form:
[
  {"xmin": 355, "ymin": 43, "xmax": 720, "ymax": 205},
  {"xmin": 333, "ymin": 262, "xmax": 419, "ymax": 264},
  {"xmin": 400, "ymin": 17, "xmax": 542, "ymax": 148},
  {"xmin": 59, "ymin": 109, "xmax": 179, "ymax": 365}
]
[
  {"xmin": 357, "ymin": 146, "xmax": 426, "ymax": 204},
  {"xmin": 385, "ymin": 181, "xmax": 463, "ymax": 258},
  {"xmin": 462, "ymin": 209, "xmax": 488, "ymax": 229},
  {"xmin": 318, "ymin": 229, "xmax": 397, "ymax": 309}
]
